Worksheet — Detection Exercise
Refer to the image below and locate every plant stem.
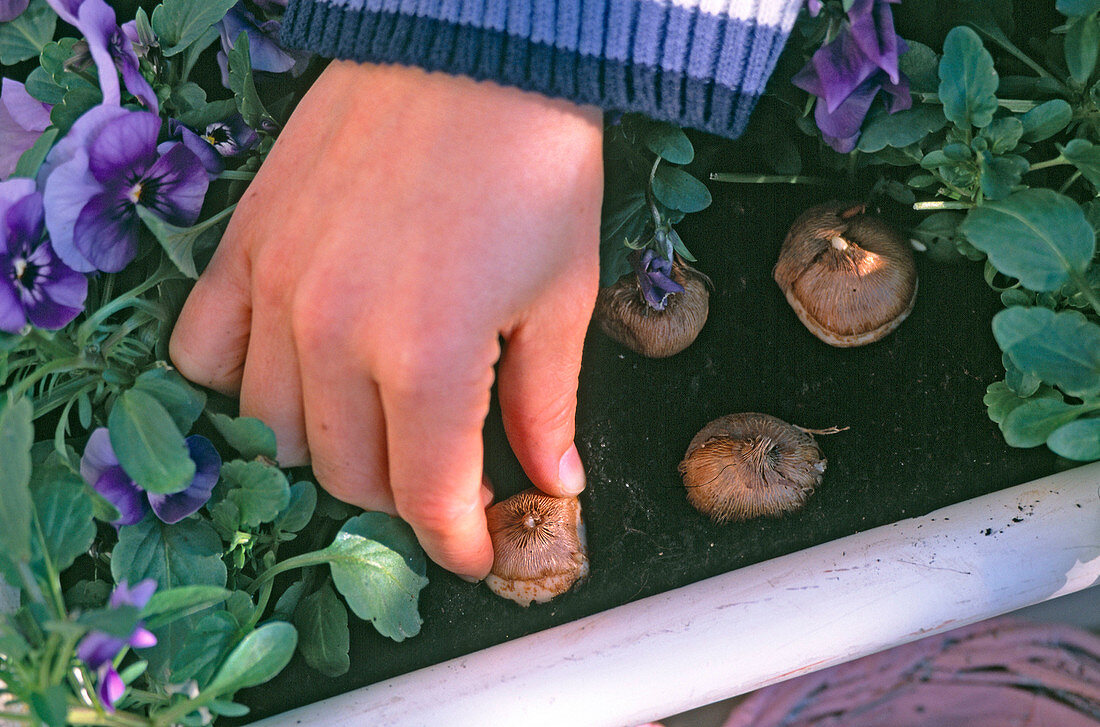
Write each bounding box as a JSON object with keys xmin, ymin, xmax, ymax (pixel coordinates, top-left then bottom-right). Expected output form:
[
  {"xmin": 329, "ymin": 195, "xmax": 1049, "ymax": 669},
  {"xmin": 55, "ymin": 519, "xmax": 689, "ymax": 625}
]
[
  {"xmin": 1027, "ymin": 157, "xmax": 1069, "ymax": 172},
  {"xmin": 245, "ymin": 549, "xmax": 334, "ymax": 595},
  {"xmin": 913, "ymin": 200, "xmax": 974, "ymax": 210},
  {"xmin": 0, "ymin": 711, "xmax": 35, "ymax": 723},
  {"xmin": 1068, "ymin": 269, "xmax": 1100, "ymax": 318},
  {"xmin": 913, "ymin": 92, "xmax": 1040, "ymax": 113},
  {"xmin": 708, "ymin": 173, "xmax": 833, "ymax": 185},
  {"xmin": 216, "ymin": 170, "xmax": 256, "ymax": 181},
  {"xmin": 645, "ymin": 156, "xmax": 663, "ymax": 231},
  {"xmin": 1059, "ymin": 170, "xmax": 1083, "ymax": 194},
  {"xmin": 68, "ymin": 706, "xmax": 152, "ymax": 727}
]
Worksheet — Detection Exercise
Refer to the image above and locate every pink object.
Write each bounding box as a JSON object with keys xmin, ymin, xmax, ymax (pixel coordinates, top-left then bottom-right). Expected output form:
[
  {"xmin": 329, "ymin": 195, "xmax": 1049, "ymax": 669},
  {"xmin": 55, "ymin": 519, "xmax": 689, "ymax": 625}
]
[{"xmin": 722, "ymin": 618, "xmax": 1100, "ymax": 727}]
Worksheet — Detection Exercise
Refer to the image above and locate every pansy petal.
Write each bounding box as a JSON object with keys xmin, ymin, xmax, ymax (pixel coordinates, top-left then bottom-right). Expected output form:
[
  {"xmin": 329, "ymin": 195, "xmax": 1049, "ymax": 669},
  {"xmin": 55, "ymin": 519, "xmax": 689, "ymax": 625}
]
[
  {"xmin": 0, "ymin": 280, "xmax": 26, "ymax": 333},
  {"xmin": 139, "ymin": 143, "xmax": 209, "ymax": 227},
  {"xmin": 98, "ymin": 665, "xmax": 125, "ymax": 711},
  {"xmin": 118, "ymin": 52, "xmax": 159, "ymax": 112},
  {"xmin": 811, "ymin": 29, "xmax": 879, "ymax": 113},
  {"xmin": 0, "ymin": 0, "xmax": 29, "ymax": 22},
  {"xmin": 3, "ymin": 189, "xmax": 44, "ymax": 244},
  {"xmin": 73, "ymin": 191, "xmax": 139, "ymax": 273},
  {"xmin": 148, "ymin": 437, "xmax": 219, "ymax": 523},
  {"xmin": 0, "ymin": 177, "xmax": 36, "ymax": 228},
  {"xmin": 44, "ymin": 0, "xmax": 80, "ymax": 25},
  {"xmin": 28, "ymin": 242, "xmax": 87, "ymax": 309},
  {"xmin": 87, "ymin": 111, "xmax": 160, "ymax": 183},
  {"xmin": 813, "ymin": 73, "xmax": 884, "ymax": 151},
  {"xmin": 129, "ymin": 626, "xmax": 157, "ymax": 649},
  {"xmin": 219, "ymin": 5, "xmax": 296, "ymax": 74},
  {"xmin": 38, "ymin": 104, "xmax": 129, "ymax": 184},
  {"xmin": 25, "ymin": 287, "xmax": 84, "ymax": 330},
  {"xmin": 42, "ymin": 152, "xmax": 100, "ymax": 273},
  {"xmin": 77, "ymin": 631, "xmax": 126, "ymax": 669},
  {"xmin": 170, "ymin": 121, "xmax": 223, "ymax": 177},
  {"xmin": 77, "ymin": 0, "xmax": 123, "ymax": 106},
  {"xmin": 110, "ymin": 578, "xmax": 157, "ymax": 610},
  {"xmin": 2, "ymin": 78, "xmax": 50, "ymax": 131},
  {"xmin": 80, "ymin": 427, "xmax": 119, "ymax": 485},
  {"xmin": 849, "ymin": 0, "xmax": 901, "ymax": 83},
  {"xmin": 94, "ymin": 466, "xmax": 148, "ymax": 525}
]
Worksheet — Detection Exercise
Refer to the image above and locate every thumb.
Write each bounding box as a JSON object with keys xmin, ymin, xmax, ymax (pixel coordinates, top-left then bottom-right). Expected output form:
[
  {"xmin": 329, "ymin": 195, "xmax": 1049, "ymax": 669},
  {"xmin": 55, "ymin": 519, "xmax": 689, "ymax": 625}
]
[{"xmin": 498, "ymin": 286, "xmax": 595, "ymax": 498}]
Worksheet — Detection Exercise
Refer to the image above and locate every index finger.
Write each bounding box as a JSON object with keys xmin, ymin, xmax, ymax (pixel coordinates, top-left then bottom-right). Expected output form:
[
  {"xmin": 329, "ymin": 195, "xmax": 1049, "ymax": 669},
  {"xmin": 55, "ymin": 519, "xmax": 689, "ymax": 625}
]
[{"xmin": 380, "ymin": 358, "xmax": 496, "ymax": 580}]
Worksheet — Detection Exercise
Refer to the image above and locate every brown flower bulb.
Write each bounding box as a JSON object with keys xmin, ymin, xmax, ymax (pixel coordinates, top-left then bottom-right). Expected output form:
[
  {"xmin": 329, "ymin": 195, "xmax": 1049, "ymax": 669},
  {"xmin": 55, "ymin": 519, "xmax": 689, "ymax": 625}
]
[
  {"xmin": 679, "ymin": 413, "xmax": 832, "ymax": 522},
  {"xmin": 484, "ymin": 489, "xmax": 589, "ymax": 606},
  {"xmin": 594, "ymin": 257, "xmax": 710, "ymax": 358},
  {"xmin": 774, "ymin": 202, "xmax": 917, "ymax": 347}
]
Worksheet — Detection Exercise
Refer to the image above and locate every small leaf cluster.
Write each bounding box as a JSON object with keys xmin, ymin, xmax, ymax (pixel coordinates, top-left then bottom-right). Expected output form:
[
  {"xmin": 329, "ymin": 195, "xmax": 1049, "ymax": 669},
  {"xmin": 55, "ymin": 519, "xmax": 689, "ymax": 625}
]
[{"xmin": 600, "ymin": 114, "xmax": 712, "ymax": 287}]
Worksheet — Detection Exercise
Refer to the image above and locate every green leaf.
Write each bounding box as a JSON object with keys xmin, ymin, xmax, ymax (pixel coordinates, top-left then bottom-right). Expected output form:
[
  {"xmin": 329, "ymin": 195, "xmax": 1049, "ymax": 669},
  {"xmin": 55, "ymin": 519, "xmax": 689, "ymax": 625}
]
[
  {"xmin": 642, "ymin": 122, "xmax": 693, "ymax": 164},
  {"xmin": 169, "ymin": 610, "xmax": 239, "ymax": 687},
  {"xmin": 12, "ymin": 128, "xmax": 58, "ymax": 179},
  {"xmin": 1065, "ymin": 13, "xmax": 1100, "ymax": 85},
  {"xmin": 178, "ymin": 99, "xmax": 238, "ymax": 130},
  {"xmin": 326, "ymin": 513, "xmax": 428, "ymax": 641},
  {"xmin": 977, "ymin": 151, "xmax": 1025, "ymax": 200},
  {"xmin": 1000, "ymin": 397, "xmax": 1086, "ymax": 447},
  {"xmin": 226, "ymin": 32, "xmax": 272, "ymax": 130},
  {"xmin": 49, "ymin": 84, "xmax": 102, "ymax": 136},
  {"xmin": 959, "ymin": 189, "xmax": 1095, "ymax": 292},
  {"xmin": 24, "ymin": 66, "xmax": 64, "ymax": 104},
  {"xmin": 294, "ymin": 583, "xmax": 350, "ymax": 677},
  {"xmin": 1003, "ymin": 352, "xmax": 1042, "ymax": 397},
  {"xmin": 108, "ymin": 389, "xmax": 196, "ymax": 495},
  {"xmin": 221, "ymin": 460, "xmax": 291, "ymax": 528},
  {"xmin": 1019, "ymin": 99, "xmax": 1073, "ymax": 142},
  {"xmin": 651, "ymin": 165, "xmax": 711, "ymax": 213},
  {"xmin": 979, "ymin": 117, "xmax": 1023, "ymax": 154},
  {"xmin": 911, "ymin": 211, "xmax": 966, "ymax": 262},
  {"xmin": 274, "ymin": 481, "xmax": 317, "ymax": 534},
  {"xmin": 938, "ymin": 26, "xmax": 999, "ymax": 128},
  {"xmin": 136, "ymin": 206, "xmax": 224, "ymax": 280},
  {"xmin": 1048, "ymin": 417, "xmax": 1100, "ymax": 460},
  {"xmin": 151, "ymin": 0, "xmax": 238, "ymax": 56},
  {"xmin": 1059, "ymin": 138, "xmax": 1100, "ymax": 188},
  {"xmin": 993, "ymin": 307, "xmax": 1100, "ymax": 397},
  {"xmin": 1059, "ymin": 0, "xmax": 1100, "ymax": 14},
  {"xmin": 898, "ymin": 40, "xmax": 940, "ymax": 93},
  {"xmin": 132, "ymin": 368, "xmax": 207, "ymax": 434},
  {"xmin": 76, "ymin": 605, "xmax": 142, "ymax": 639},
  {"xmin": 169, "ymin": 81, "xmax": 207, "ymax": 114},
  {"xmin": 0, "ymin": 398, "xmax": 33, "ymax": 563},
  {"xmin": 208, "ymin": 413, "xmax": 277, "ymax": 460},
  {"xmin": 984, "ymin": 381, "xmax": 1060, "ymax": 424},
  {"xmin": 28, "ymin": 685, "xmax": 67, "ymax": 727},
  {"xmin": 111, "ymin": 515, "xmax": 228, "ymax": 591},
  {"xmin": 0, "ymin": 0, "xmax": 57, "ymax": 65},
  {"xmin": 141, "ymin": 585, "xmax": 232, "ymax": 629},
  {"xmin": 858, "ymin": 106, "xmax": 947, "ymax": 152},
  {"xmin": 31, "ymin": 474, "xmax": 95, "ymax": 574},
  {"xmin": 272, "ymin": 579, "xmax": 308, "ymax": 621},
  {"xmin": 205, "ymin": 621, "xmax": 297, "ymax": 696}
]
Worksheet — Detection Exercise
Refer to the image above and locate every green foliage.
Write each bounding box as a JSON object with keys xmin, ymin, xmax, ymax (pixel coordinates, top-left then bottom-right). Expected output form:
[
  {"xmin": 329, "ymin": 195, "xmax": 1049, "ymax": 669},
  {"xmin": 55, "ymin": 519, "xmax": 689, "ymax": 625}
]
[
  {"xmin": 1019, "ymin": 100, "xmax": 1073, "ymax": 142},
  {"xmin": 108, "ymin": 388, "xmax": 196, "ymax": 495},
  {"xmin": 0, "ymin": 0, "xmax": 57, "ymax": 65},
  {"xmin": 294, "ymin": 583, "xmax": 350, "ymax": 677},
  {"xmin": 136, "ymin": 205, "xmax": 226, "ymax": 280},
  {"xmin": 652, "ymin": 165, "xmax": 712, "ymax": 213},
  {"xmin": 1059, "ymin": 139, "xmax": 1100, "ymax": 187},
  {"xmin": 204, "ymin": 621, "xmax": 297, "ymax": 696},
  {"xmin": 1063, "ymin": 12, "xmax": 1100, "ymax": 84},
  {"xmin": 30, "ymin": 473, "xmax": 95, "ymax": 576},
  {"xmin": 993, "ymin": 307, "xmax": 1100, "ymax": 398},
  {"xmin": 274, "ymin": 481, "xmax": 317, "ymax": 534},
  {"xmin": 858, "ymin": 106, "xmax": 948, "ymax": 152},
  {"xmin": 220, "ymin": 460, "xmax": 291, "ymax": 528},
  {"xmin": 0, "ymin": 398, "xmax": 34, "ymax": 567},
  {"xmin": 226, "ymin": 32, "xmax": 274, "ymax": 131},
  {"xmin": 150, "ymin": 0, "xmax": 237, "ymax": 56},
  {"xmin": 938, "ymin": 26, "xmax": 999, "ymax": 129},
  {"xmin": 132, "ymin": 367, "xmax": 207, "ymax": 434},
  {"xmin": 141, "ymin": 585, "xmax": 232, "ymax": 629},
  {"xmin": 1046, "ymin": 418, "xmax": 1100, "ymax": 459},
  {"xmin": 209, "ymin": 413, "xmax": 278, "ymax": 460},
  {"xmin": 111, "ymin": 515, "xmax": 228, "ymax": 591}
]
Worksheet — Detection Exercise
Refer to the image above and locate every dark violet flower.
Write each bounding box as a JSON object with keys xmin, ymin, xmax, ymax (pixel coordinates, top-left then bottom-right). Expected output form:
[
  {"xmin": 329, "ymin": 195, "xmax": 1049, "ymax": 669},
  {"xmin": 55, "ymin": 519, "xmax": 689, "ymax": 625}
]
[
  {"xmin": 46, "ymin": 0, "xmax": 158, "ymax": 112},
  {"xmin": 0, "ymin": 0, "xmax": 29, "ymax": 23},
  {"xmin": 76, "ymin": 579, "xmax": 157, "ymax": 711},
  {"xmin": 631, "ymin": 249, "xmax": 684, "ymax": 311},
  {"xmin": 793, "ymin": 0, "xmax": 910, "ymax": 152},
  {"xmin": 202, "ymin": 115, "xmax": 259, "ymax": 157},
  {"xmin": 43, "ymin": 107, "xmax": 208, "ymax": 273},
  {"xmin": 0, "ymin": 179, "xmax": 87, "ymax": 333},
  {"xmin": 80, "ymin": 428, "xmax": 221, "ymax": 525},
  {"xmin": 0, "ymin": 78, "xmax": 51, "ymax": 180},
  {"xmin": 216, "ymin": 2, "xmax": 303, "ymax": 86}
]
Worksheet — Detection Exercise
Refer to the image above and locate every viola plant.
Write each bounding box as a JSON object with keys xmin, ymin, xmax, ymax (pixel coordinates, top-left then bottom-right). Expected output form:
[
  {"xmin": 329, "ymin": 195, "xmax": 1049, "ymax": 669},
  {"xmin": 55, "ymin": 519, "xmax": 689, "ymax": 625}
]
[{"xmin": 0, "ymin": 2, "xmax": 429, "ymax": 726}]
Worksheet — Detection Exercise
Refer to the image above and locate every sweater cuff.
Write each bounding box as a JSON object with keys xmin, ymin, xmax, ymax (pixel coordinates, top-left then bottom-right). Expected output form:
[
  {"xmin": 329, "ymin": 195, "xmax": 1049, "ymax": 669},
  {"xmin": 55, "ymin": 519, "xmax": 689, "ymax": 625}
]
[{"xmin": 281, "ymin": 0, "xmax": 801, "ymax": 139}]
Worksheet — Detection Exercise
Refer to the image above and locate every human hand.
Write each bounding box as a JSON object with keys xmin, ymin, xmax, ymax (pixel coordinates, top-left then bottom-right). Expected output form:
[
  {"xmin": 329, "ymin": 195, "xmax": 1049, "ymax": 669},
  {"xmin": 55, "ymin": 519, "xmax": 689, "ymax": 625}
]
[{"xmin": 169, "ymin": 61, "xmax": 604, "ymax": 580}]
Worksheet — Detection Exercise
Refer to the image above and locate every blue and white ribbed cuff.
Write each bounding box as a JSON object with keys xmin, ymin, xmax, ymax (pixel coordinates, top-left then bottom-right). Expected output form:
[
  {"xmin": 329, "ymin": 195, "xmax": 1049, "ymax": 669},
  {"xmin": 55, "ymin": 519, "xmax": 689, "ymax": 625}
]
[{"xmin": 281, "ymin": 0, "xmax": 801, "ymax": 139}]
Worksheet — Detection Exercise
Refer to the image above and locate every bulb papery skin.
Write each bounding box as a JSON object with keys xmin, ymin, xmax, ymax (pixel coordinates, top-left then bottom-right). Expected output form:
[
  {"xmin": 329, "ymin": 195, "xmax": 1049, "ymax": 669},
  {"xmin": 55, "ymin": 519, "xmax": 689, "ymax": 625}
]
[
  {"xmin": 594, "ymin": 260, "xmax": 710, "ymax": 358},
  {"xmin": 484, "ymin": 489, "xmax": 589, "ymax": 607},
  {"xmin": 774, "ymin": 202, "xmax": 917, "ymax": 347},
  {"xmin": 679, "ymin": 413, "xmax": 827, "ymax": 522}
]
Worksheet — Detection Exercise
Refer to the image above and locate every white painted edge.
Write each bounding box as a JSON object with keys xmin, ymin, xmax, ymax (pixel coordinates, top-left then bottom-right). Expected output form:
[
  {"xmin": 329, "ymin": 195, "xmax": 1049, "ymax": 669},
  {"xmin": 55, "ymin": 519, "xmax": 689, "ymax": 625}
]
[{"xmin": 249, "ymin": 463, "xmax": 1100, "ymax": 727}]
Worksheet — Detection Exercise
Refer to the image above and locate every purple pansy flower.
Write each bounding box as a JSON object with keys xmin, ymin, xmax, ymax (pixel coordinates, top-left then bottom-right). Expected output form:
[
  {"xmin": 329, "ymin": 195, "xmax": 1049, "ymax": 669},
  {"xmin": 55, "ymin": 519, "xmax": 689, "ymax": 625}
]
[
  {"xmin": 76, "ymin": 579, "xmax": 158, "ymax": 711},
  {"xmin": 216, "ymin": 2, "xmax": 304, "ymax": 86},
  {"xmin": 81, "ymin": 427, "xmax": 221, "ymax": 525},
  {"xmin": 632, "ymin": 249, "xmax": 684, "ymax": 311},
  {"xmin": 42, "ymin": 107, "xmax": 208, "ymax": 273},
  {"xmin": 0, "ymin": 79, "xmax": 51, "ymax": 180},
  {"xmin": 168, "ymin": 115, "xmax": 258, "ymax": 177},
  {"xmin": 45, "ymin": 0, "xmax": 158, "ymax": 112},
  {"xmin": 0, "ymin": 179, "xmax": 87, "ymax": 333},
  {"xmin": 0, "ymin": 0, "xmax": 29, "ymax": 21},
  {"xmin": 793, "ymin": 0, "xmax": 910, "ymax": 152}
]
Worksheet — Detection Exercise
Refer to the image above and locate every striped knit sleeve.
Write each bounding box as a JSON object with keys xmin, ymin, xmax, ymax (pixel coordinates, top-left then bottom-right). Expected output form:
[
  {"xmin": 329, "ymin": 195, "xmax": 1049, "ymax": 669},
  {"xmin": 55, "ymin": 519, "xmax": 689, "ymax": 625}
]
[{"xmin": 280, "ymin": 0, "xmax": 803, "ymax": 139}]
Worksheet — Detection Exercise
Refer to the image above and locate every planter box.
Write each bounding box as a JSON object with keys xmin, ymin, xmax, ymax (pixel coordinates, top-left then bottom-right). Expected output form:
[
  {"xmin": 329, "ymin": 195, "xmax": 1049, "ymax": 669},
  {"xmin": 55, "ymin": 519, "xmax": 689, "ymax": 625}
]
[{"xmin": 237, "ymin": 186, "xmax": 1092, "ymax": 724}]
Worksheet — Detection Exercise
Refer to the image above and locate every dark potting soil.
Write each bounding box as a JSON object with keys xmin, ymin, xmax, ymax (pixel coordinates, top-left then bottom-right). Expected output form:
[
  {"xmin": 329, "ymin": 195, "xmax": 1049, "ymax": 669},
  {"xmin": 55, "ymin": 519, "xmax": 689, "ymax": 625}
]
[{"xmin": 237, "ymin": 182, "xmax": 1065, "ymax": 721}]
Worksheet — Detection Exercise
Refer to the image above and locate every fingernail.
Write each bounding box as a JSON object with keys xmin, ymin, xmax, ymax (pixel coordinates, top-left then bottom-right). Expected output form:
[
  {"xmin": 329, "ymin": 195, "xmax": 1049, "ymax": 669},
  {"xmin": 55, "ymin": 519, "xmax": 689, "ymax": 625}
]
[
  {"xmin": 457, "ymin": 574, "xmax": 483, "ymax": 584},
  {"xmin": 558, "ymin": 444, "xmax": 586, "ymax": 496}
]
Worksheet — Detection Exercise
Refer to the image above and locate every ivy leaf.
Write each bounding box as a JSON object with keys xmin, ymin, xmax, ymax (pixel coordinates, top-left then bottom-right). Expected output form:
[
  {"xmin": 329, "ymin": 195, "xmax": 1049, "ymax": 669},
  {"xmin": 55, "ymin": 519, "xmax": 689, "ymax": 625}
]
[
  {"xmin": 208, "ymin": 413, "xmax": 277, "ymax": 460},
  {"xmin": 136, "ymin": 206, "xmax": 224, "ymax": 280},
  {"xmin": 959, "ymin": 189, "xmax": 1095, "ymax": 292},
  {"xmin": 205, "ymin": 621, "xmax": 297, "ymax": 696},
  {"xmin": 651, "ymin": 165, "xmax": 711, "ymax": 213},
  {"xmin": 30, "ymin": 473, "xmax": 95, "ymax": 575},
  {"xmin": 0, "ymin": 0, "xmax": 57, "ymax": 65},
  {"xmin": 1019, "ymin": 99, "xmax": 1073, "ymax": 142},
  {"xmin": 111, "ymin": 515, "xmax": 228, "ymax": 591},
  {"xmin": 0, "ymin": 397, "xmax": 34, "ymax": 564},
  {"xmin": 294, "ymin": 583, "xmax": 350, "ymax": 677},
  {"xmin": 858, "ymin": 106, "xmax": 947, "ymax": 152},
  {"xmin": 108, "ymin": 389, "xmax": 195, "ymax": 495},
  {"xmin": 151, "ymin": 0, "xmax": 238, "ymax": 56},
  {"xmin": 642, "ymin": 122, "xmax": 694, "ymax": 164},
  {"xmin": 1059, "ymin": 139, "xmax": 1100, "ymax": 188},
  {"xmin": 221, "ymin": 460, "xmax": 291, "ymax": 528},
  {"xmin": 1000, "ymin": 397, "xmax": 1086, "ymax": 447},
  {"xmin": 993, "ymin": 307, "xmax": 1100, "ymax": 397},
  {"xmin": 132, "ymin": 368, "xmax": 207, "ymax": 434},
  {"xmin": 1064, "ymin": 13, "xmax": 1100, "ymax": 85},
  {"xmin": 325, "ymin": 513, "xmax": 428, "ymax": 642},
  {"xmin": 1048, "ymin": 418, "xmax": 1100, "ymax": 460},
  {"xmin": 938, "ymin": 26, "xmax": 998, "ymax": 128}
]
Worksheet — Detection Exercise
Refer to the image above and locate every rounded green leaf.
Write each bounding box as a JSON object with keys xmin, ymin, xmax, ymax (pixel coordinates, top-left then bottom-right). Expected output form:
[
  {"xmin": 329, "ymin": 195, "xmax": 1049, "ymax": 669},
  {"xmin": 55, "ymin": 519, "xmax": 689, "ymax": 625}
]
[
  {"xmin": 208, "ymin": 413, "xmax": 277, "ymax": 460},
  {"xmin": 1000, "ymin": 398, "xmax": 1084, "ymax": 447},
  {"xmin": 1065, "ymin": 13, "xmax": 1100, "ymax": 85},
  {"xmin": 31, "ymin": 475, "xmax": 95, "ymax": 574},
  {"xmin": 109, "ymin": 389, "xmax": 196, "ymax": 495},
  {"xmin": 993, "ymin": 307, "xmax": 1100, "ymax": 397},
  {"xmin": 959, "ymin": 189, "xmax": 1095, "ymax": 291},
  {"xmin": 1047, "ymin": 418, "xmax": 1100, "ymax": 460},
  {"xmin": 132, "ymin": 368, "xmax": 206, "ymax": 434},
  {"xmin": 858, "ymin": 106, "xmax": 947, "ymax": 152},
  {"xmin": 111, "ymin": 516, "xmax": 227, "ymax": 591},
  {"xmin": 1019, "ymin": 100, "xmax": 1073, "ymax": 142},
  {"xmin": 205, "ymin": 621, "xmax": 297, "ymax": 696},
  {"xmin": 652, "ymin": 166, "xmax": 712, "ymax": 213},
  {"xmin": 1060, "ymin": 139, "xmax": 1100, "ymax": 188},
  {"xmin": 221, "ymin": 460, "xmax": 291, "ymax": 528},
  {"xmin": 643, "ymin": 122, "xmax": 694, "ymax": 164},
  {"xmin": 294, "ymin": 584, "xmax": 350, "ymax": 677},
  {"xmin": 938, "ymin": 26, "xmax": 999, "ymax": 128}
]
